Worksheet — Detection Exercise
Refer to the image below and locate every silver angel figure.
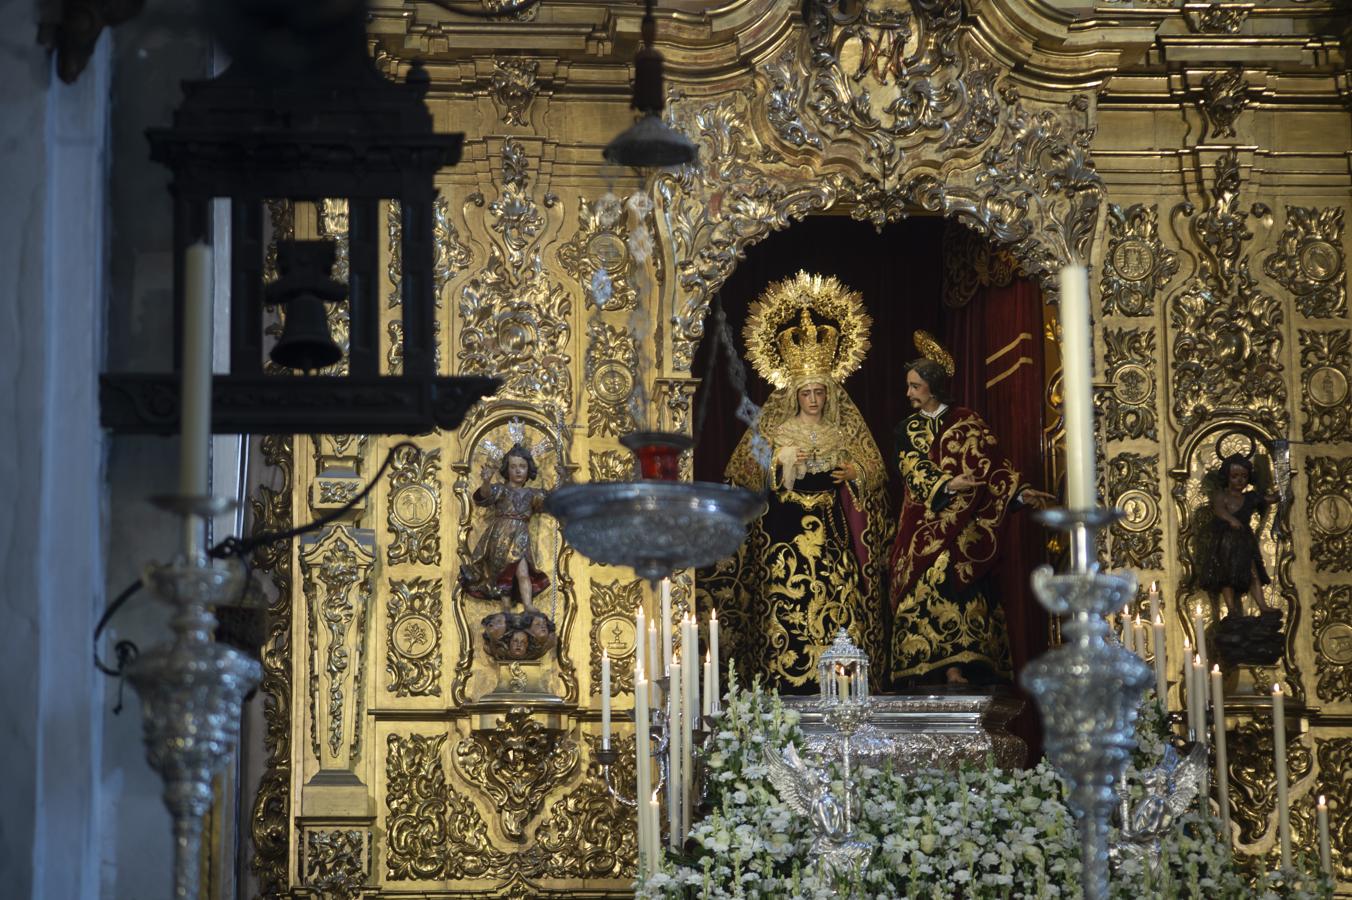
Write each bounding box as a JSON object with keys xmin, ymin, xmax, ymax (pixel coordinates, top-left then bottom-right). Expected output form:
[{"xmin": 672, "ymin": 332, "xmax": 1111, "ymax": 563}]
[
  {"xmin": 1111, "ymin": 742, "xmax": 1208, "ymax": 876},
  {"xmin": 763, "ymin": 742, "xmax": 871, "ymax": 887}
]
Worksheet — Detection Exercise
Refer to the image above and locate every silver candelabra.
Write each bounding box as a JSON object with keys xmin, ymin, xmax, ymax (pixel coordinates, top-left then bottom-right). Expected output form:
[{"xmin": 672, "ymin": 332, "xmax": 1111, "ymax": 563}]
[
  {"xmin": 1021, "ymin": 508, "xmax": 1154, "ymax": 900},
  {"xmin": 123, "ymin": 497, "xmax": 261, "ymax": 900}
]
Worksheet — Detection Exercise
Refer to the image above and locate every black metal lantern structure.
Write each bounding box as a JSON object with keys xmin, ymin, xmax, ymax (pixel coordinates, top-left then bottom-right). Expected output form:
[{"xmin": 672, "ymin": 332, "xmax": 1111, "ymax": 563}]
[{"xmin": 101, "ymin": 3, "xmax": 496, "ymax": 435}]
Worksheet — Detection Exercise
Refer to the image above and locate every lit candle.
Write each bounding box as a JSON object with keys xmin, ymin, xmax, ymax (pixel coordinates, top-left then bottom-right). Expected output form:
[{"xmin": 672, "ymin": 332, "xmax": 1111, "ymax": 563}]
[
  {"xmin": 702, "ymin": 651, "xmax": 712, "ymax": 717},
  {"xmin": 1273, "ymin": 683, "xmax": 1291, "ymax": 869},
  {"xmin": 836, "ymin": 664, "xmax": 850, "ymax": 701},
  {"xmin": 1192, "ymin": 605, "xmax": 1209, "ymax": 704},
  {"xmin": 634, "ymin": 661, "xmax": 652, "ymax": 874},
  {"xmin": 1211, "ymin": 665, "xmax": 1231, "ymax": 841},
  {"xmin": 709, "ymin": 609, "xmax": 720, "ymax": 713},
  {"xmin": 661, "ymin": 578, "xmax": 672, "ymax": 674},
  {"xmin": 1146, "ymin": 580, "xmax": 1160, "ymax": 623},
  {"xmin": 179, "ymin": 242, "xmax": 214, "ymax": 500},
  {"xmin": 1121, "ymin": 605, "xmax": 1135, "ymax": 653},
  {"xmin": 1134, "ymin": 615, "xmax": 1149, "ymax": 662},
  {"xmin": 601, "ymin": 652, "xmax": 612, "ymax": 750},
  {"xmin": 649, "ymin": 791, "xmax": 662, "ymax": 872},
  {"xmin": 1152, "ymin": 615, "xmax": 1168, "ymax": 703},
  {"xmin": 636, "ymin": 607, "xmax": 647, "ymax": 689},
  {"xmin": 1317, "ymin": 795, "xmax": 1331, "ymax": 876},
  {"xmin": 1182, "ymin": 637, "xmax": 1194, "ymax": 736},
  {"xmin": 667, "ymin": 656, "xmax": 681, "ymax": 849},
  {"xmin": 1058, "ymin": 264, "xmax": 1096, "ymax": 510}
]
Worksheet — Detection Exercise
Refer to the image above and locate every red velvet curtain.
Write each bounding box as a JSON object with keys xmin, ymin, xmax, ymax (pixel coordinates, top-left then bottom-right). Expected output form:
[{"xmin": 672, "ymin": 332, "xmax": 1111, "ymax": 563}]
[{"xmin": 944, "ymin": 277, "xmax": 1050, "ymax": 758}]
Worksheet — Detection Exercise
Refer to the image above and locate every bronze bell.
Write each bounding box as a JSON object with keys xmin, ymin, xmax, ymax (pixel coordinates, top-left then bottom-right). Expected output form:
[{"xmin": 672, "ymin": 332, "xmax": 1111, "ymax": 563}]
[{"xmin": 267, "ymin": 239, "xmax": 345, "ymax": 372}]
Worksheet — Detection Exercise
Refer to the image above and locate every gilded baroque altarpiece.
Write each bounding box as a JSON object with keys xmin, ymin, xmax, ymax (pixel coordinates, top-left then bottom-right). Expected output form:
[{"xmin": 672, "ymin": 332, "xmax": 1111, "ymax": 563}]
[{"xmin": 237, "ymin": 1, "xmax": 1352, "ymax": 895}]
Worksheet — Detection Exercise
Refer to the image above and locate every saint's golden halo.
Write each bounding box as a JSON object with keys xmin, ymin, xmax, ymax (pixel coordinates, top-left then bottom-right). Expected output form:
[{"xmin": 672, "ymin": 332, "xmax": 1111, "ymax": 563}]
[
  {"xmin": 912, "ymin": 329, "xmax": 955, "ymax": 377},
  {"xmin": 743, "ymin": 271, "xmax": 872, "ymax": 390}
]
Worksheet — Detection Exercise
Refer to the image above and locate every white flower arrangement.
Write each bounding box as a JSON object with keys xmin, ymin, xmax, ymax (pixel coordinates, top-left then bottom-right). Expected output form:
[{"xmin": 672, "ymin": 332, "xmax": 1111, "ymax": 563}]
[{"xmin": 639, "ymin": 672, "xmax": 1333, "ymax": 900}]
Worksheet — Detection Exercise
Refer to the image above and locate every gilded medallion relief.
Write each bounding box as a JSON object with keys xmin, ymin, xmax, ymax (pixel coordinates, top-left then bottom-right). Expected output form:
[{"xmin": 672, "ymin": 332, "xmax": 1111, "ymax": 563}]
[
  {"xmin": 453, "ymin": 707, "xmax": 581, "ymax": 842},
  {"xmin": 558, "ymin": 195, "xmax": 640, "ymax": 312},
  {"xmin": 301, "ymin": 524, "xmax": 376, "ymax": 767},
  {"xmin": 1197, "ymin": 67, "xmax": 1249, "ymax": 140},
  {"xmin": 385, "ymin": 443, "xmax": 442, "ymax": 567},
  {"xmin": 536, "ymin": 734, "xmax": 638, "ymax": 879},
  {"xmin": 1264, "ymin": 206, "xmax": 1346, "ymax": 319},
  {"xmin": 1101, "ymin": 328, "xmax": 1158, "ymax": 442},
  {"xmin": 1307, "ymin": 457, "xmax": 1352, "ymax": 573},
  {"xmin": 1312, "ymin": 584, "xmax": 1352, "ymax": 704},
  {"xmin": 490, "ymin": 57, "xmax": 540, "ymax": 127},
  {"xmin": 589, "ymin": 579, "xmax": 642, "ymax": 697},
  {"xmin": 1107, "ymin": 452, "xmax": 1164, "ymax": 571},
  {"xmin": 1298, "ymin": 329, "xmax": 1351, "ymax": 442},
  {"xmin": 588, "ymin": 449, "xmax": 633, "ymax": 482},
  {"xmin": 301, "ymin": 828, "xmax": 371, "ymax": 900},
  {"xmin": 584, "ymin": 323, "xmax": 639, "ymax": 438},
  {"xmin": 1168, "ymin": 150, "xmax": 1285, "ymax": 443},
  {"xmin": 457, "ymin": 139, "xmax": 569, "ymax": 407},
  {"xmin": 1100, "ymin": 204, "xmax": 1178, "ymax": 318},
  {"xmin": 386, "ymin": 577, "xmax": 443, "ymax": 698},
  {"xmin": 311, "ymin": 434, "xmax": 370, "ymax": 513},
  {"xmin": 384, "ymin": 732, "xmax": 512, "ymax": 881}
]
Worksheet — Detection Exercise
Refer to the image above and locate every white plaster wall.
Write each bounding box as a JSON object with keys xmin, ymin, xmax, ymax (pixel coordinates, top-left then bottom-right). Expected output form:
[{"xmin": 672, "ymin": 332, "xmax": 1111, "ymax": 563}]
[{"xmin": 0, "ymin": 0, "xmax": 109, "ymax": 896}]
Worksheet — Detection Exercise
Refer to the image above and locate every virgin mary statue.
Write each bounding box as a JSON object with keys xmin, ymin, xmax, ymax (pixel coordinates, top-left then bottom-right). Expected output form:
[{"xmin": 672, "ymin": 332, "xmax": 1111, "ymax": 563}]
[{"xmin": 699, "ymin": 272, "xmax": 889, "ymax": 693}]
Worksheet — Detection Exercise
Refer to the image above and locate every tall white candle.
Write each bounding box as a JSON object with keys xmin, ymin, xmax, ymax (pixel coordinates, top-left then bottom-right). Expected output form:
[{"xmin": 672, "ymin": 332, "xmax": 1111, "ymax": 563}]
[
  {"xmin": 635, "ymin": 663, "xmax": 652, "ymax": 874},
  {"xmin": 1273, "ymin": 683, "xmax": 1291, "ymax": 869},
  {"xmin": 681, "ymin": 618, "xmax": 697, "ymax": 835},
  {"xmin": 703, "ymin": 651, "xmax": 713, "ymax": 717},
  {"xmin": 601, "ymin": 652, "xmax": 612, "ymax": 750},
  {"xmin": 1134, "ymin": 616, "xmax": 1149, "ymax": 662},
  {"xmin": 1194, "ymin": 655, "xmax": 1208, "ymax": 748},
  {"xmin": 1317, "ymin": 795, "xmax": 1331, "ymax": 876},
  {"xmin": 667, "ymin": 658, "xmax": 681, "ymax": 849},
  {"xmin": 1211, "ymin": 666, "xmax": 1231, "ymax": 841},
  {"xmin": 648, "ymin": 622, "xmax": 659, "ymax": 705},
  {"xmin": 709, "ymin": 609, "xmax": 720, "ymax": 713},
  {"xmin": 636, "ymin": 608, "xmax": 647, "ymax": 691},
  {"xmin": 1146, "ymin": 580, "xmax": 1160, "ymax": 623},
  {"xmin": 648, "ymin": 792, "xmax": 662, "ymax": 873},
  {"xmin": 1152, "ymin": 615, "xmax": 1169, "ymax": 704},
  {"xmin": 1192, "ymin": 605, "xmax": 1209, "ymax": 705},
  {"xmin": 661, "ymin": 579, "xmax": 673, "ymax": 674},
  {"xmin": 179, "ymin": 242, "xmax": 214, "ymax": 499},
  {"xmin": 1122, "ymin": 605, "xmax": 1135, "ymax": 653},
  {"xmin": 1058, "ymin": 264, "xmax": 1096, "ymax": 509},
  {"xmin": 1182, "ymin": 638, "xmax": 1194, "ymax": 735}
]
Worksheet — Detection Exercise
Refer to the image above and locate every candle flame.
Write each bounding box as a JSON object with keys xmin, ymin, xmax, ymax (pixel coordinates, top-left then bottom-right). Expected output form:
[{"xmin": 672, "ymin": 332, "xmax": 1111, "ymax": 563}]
[
  {"xmin": 1319, "ymin": 795, "xmax": 1327, "ymax": 807},
  {"xmin": 1194, "ymin": 654, "xmax": 1201, "ymax": 665},
  {"xmin": 1135, "ymin": 614, "xmax": 1143, "ymax": 625},
  {"xmin": 1155, "ymin": 615, "xmax": 1164, "ymax": 625},
  {"xmin": 1273, "ymin": 683, "xmax": 1283, "ymax": 695},
  {"xmin": 1212, "ymin": 664, "xmax": 1220, "ymax": 674},
  {"xmin": 710, "ymin": 609, "xmax": 717, "ymax": 622},
  {"xmin": 1184, "ymin": 637, "xmax": 1192, "ymax": 650},
  {"xmin": 1149, "ymin": 580, "xmax": 1159, "ymax": 592}
]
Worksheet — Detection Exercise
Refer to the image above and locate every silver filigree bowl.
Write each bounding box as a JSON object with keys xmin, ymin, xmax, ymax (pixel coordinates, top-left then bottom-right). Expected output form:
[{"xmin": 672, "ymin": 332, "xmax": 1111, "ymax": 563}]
[{"xmin": 545, "ymin": 480, "xmax": 766, "ymax": 582}]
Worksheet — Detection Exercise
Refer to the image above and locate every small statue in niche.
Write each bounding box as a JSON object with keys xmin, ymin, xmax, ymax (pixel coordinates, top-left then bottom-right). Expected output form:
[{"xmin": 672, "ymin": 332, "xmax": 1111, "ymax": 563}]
[
  {"xmin": 459, "ymin": 441, "xmax": 557, "ymax": 661},
  {"xmin": 1195, "ymin": 453, "xmax": 1280, "ymax": 618}
]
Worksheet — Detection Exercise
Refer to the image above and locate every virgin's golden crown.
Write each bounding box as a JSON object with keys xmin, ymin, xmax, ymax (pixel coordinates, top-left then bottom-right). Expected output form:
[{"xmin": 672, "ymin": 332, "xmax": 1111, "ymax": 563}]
[{"xmin": 778, "ymin": 308, "xmax": 840, "ymax": 386}]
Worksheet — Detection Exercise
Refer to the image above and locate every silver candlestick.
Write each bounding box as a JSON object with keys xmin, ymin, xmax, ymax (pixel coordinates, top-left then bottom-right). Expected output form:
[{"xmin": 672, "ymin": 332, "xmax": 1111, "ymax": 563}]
[
  {"xmin": 1021, "ymin": 508, "xmax": 1153, "ymax": 900},
  {"xmin": 124, "ymin": 497, "xmax": 262, "ymax": 900}
]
